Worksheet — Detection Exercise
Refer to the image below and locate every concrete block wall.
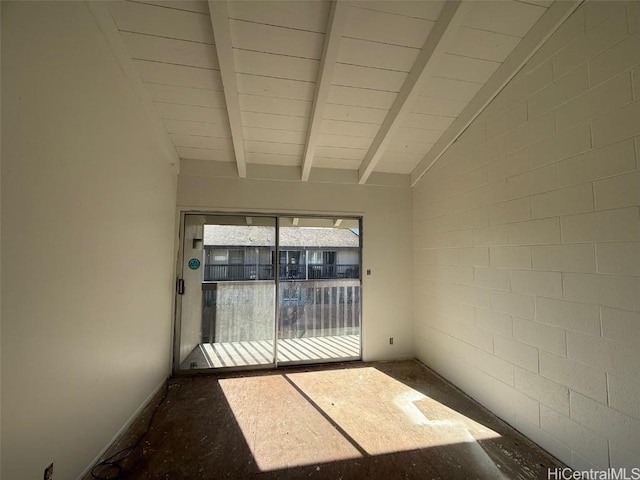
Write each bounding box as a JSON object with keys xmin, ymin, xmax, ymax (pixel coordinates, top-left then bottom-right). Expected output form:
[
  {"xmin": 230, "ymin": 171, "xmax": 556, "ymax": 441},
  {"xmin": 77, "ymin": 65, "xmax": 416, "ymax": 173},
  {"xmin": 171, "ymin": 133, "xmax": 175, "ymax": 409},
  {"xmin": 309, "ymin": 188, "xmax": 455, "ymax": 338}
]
[{"xmin": 413, "ymin": 1, "xmax": 640, "ymax": 470}]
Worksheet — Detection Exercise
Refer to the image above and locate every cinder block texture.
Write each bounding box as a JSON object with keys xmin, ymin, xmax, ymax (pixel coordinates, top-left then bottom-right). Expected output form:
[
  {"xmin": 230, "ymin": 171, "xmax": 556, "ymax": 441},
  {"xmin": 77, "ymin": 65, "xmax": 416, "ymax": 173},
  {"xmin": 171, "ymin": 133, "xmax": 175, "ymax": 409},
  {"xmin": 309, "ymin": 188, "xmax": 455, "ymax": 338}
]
[{"xmin": 413, "ymin": 0, "xmax": 640, "ymax": 471}]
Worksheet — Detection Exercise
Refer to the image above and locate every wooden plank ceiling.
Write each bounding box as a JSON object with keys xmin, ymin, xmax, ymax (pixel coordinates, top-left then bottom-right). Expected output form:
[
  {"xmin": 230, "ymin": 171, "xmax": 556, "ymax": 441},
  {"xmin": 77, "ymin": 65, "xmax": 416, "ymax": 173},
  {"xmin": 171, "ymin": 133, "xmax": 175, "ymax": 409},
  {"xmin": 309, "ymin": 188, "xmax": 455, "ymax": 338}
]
[{"xmin": 104, "ymin": 0, "xmax": 557, "ymax": 184}]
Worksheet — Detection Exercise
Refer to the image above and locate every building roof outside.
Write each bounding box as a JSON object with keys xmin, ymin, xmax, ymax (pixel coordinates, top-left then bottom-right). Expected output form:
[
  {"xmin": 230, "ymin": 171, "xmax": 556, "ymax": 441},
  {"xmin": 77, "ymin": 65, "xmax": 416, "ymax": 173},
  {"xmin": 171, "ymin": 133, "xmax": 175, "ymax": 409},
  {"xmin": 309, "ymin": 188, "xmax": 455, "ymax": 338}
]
[{"xmin": 204, "ymin": 226, "xmax": 359, "ymax": 248}]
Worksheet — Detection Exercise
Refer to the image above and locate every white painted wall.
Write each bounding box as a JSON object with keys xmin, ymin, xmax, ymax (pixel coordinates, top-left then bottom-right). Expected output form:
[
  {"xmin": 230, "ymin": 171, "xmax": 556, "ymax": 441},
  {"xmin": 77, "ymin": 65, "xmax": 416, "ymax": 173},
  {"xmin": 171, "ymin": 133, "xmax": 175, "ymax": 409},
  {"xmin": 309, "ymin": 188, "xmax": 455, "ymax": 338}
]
[
  {"xmin": 0, "ymin": 3, "xmax": 3, "ymax": 475},
  {"xmin": 178, "ymin": 166, "xmax": 414, "ymax": 362},
  {"xmin": 413, "ymin": 0, "xmax": 640, "ymax": 470},
  {"xmin": 1, "ymin": 2, "xmax": 177, "ymax": 479}
]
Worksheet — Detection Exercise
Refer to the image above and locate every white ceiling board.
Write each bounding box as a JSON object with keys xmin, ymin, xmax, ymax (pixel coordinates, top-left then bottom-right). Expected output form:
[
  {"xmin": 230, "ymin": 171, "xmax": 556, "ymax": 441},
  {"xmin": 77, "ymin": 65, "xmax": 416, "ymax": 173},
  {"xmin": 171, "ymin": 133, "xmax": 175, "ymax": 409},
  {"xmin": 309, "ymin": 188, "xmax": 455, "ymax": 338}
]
[
  {"xmin": 243, "ymin": 127, "xmax": 306, "ymax": 145},
  {"xmin": 435, "ymin": 54, "xmax": 501, "ymax": 84},
  {"xmin": 323, "ymin": 104, "xmax": 387, "ymax": 124},
  {"xmin": 169, "ymin": 134, "xmax": 234, "ymax": 150},
  {"xmin": 345, "ymin": 5, "xmax": 434, "ymax": 48},
  {"xmin": 163, "ymin": 119, "xmax": 231, "ymax": 138},
  {"xmin": 131, "ymin": 1, "xmax": 210, "ymax": 14},
  {"xmin": 391, "ymin": 127, "xmax": 444, "ymax": 144},
  {"xmin": 246, "ymin": 152, "xmax": 301, "ymax": 166},
  {"xmin": 227, "ymin": 1, "xmax": 331, "ymax": 33},
  {"xmin": 300, "ymin": 0, "xmax": 350, "ymax": 181},
  {"xmin": 233, "ymin": 49, "xmax": 319, "ymax": 82},
  {"xmin": 359, "ymin": 0, "xmax": 473, "ymax": 183},
  {"xmin": 411, "ymin": 0, "xmax": 580, "ymax": 186},
  {"xmin": 326, "ymin": 85, "xmax": 397, "ymax": 109},
  {"xmin": 465, "ymin": 0, "xmax": 546, "ymax": 37},
  {"xmin": 422, "ymin": 76, "xmax": 483, "ymax": 102},
  {"xmin": 241, "ymin": 112, "xmax": 309, "ymax": 132},
  {"xmin": 210, "ymin": 0, "xmax": 247, "ymax": 178},
  {"xmin": 515, "ymin": 0, "xmax": 554, "ymax": 7},
  {"xmin": 177, "ymin": 147, "xmax": 235, "ymax": 161},
  {"xmin": 402, "ymin": 112, "xmax": 455, "ymax": 131},
  {"xmin": 121, "ymin": 32, "xmax": 219, "ymax": 69},
  {"xmin": 320, "ymin": 120, "xmax": 379, "ymax": 137},
  {"xmin": 448, "ymin": 27, "xmax": 522, "ymax": 63},
  {"xmin": 387, "ymin": 140, "xmax": 434, "ymax": 155},
  {"xmin": 337, "ymin": 37, "xmax": 420, "ymax": 72},
  {"xmin": 133, "ymin": 60, "xmax": 223, "ymax": 90},
  {"xmin": 380, "ymin": 150, "xmax": 423, "ymax": 165},
  {"xmin": 313, "ymin": 157, "xmax": 362, "ymax": 170},
  {"xmin": 236, "ymin": 74, "xmax": 316, "ymax": 102},
  {"xmin": 411, "ymin": 96, "xmax": 468, "ymax": 117},
  {"xmin": 87, "ymin": 1, "xmax": 180, "ymax": 170},
  {"xmin": 156, "ymin": 103, "xmax": 229, "ymax": 124},
  {"xmin": 332, "ymin": 63, "xmax": 407, "ymax": 92},
  {"xmin": 244, "ymin": 141, "xmax": 304, "ymax": 156},
  {"xmin": 315, "ymin": 146, "xmax": 366, "ymax": 160},
  {"xmin": 108, "ymin": 1, "xmax": 213, "ymax": 43},
  {"xmin": 356, "ymin": 1, "xmax": 445, "ymax": 21},
  {"xmin": 229, "ymin": 20, "xmax": 325, "ymax": 60},
  {"xmin": 146, "ymin": 84, "xmax": 226, "ymax": 109},
  {"xmin": 98, "ymin": 0, "xmax": 563, "ymax": 185},
  {"xmin": 317, "ymin": 133, "xmax": 374, "ymax": 150},
  {"xmin": 239, "ymin": 94, "xmax": 312, "ymax": 118}
]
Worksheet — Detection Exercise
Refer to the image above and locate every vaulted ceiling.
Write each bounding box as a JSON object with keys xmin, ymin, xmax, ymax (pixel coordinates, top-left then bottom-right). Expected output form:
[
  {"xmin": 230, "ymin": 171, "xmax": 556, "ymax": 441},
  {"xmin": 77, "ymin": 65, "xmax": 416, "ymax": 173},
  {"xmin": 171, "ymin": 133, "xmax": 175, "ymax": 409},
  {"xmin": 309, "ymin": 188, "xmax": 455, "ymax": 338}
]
[{"xmin": 89, "ymin": 0, "xmax": 578, "ymax": 186}]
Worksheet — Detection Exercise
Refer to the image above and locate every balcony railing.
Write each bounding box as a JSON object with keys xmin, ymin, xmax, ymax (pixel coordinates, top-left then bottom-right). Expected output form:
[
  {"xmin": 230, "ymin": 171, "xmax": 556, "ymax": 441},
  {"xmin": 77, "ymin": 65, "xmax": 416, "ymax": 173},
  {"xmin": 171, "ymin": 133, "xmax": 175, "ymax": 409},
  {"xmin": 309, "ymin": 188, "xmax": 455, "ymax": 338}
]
[{"xmin": 204, "ymin": 263, "xmax": 360, "ymax": 282}]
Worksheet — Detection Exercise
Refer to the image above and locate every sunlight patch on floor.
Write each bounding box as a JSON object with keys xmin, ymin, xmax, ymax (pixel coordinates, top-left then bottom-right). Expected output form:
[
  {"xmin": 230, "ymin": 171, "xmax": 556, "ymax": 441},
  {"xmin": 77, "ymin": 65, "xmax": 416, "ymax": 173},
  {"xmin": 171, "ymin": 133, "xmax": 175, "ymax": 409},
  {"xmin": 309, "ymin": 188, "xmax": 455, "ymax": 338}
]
[
  {"xmin": 218, "ymin": 374, "xmax": 362, "ymax": 471},
  {"xmin": 219, "ymin": 366, "xmax": 501, "ymax": 472}
]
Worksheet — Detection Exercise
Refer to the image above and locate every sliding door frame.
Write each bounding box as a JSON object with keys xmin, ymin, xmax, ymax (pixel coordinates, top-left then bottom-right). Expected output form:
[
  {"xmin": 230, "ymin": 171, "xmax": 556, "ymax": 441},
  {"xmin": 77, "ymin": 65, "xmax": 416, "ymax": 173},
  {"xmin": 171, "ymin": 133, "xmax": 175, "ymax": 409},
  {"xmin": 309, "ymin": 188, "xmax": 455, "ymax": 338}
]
[{"xmin": 173, "ymin": 210, "xmax": 363, "ymax": 375}]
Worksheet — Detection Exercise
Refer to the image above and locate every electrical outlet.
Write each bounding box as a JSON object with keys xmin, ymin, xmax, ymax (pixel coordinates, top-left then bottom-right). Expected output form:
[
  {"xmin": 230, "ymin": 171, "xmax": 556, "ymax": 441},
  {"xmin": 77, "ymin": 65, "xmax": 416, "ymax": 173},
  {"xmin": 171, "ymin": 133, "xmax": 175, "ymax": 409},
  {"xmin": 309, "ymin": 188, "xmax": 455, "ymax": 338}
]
[
  {"xmin": 44, "ymin": 463, "xmax": 53, "ymax": 480},
  {"xmin": 389, "ymin": 337, "xmax": 394, "ymax": 345}
]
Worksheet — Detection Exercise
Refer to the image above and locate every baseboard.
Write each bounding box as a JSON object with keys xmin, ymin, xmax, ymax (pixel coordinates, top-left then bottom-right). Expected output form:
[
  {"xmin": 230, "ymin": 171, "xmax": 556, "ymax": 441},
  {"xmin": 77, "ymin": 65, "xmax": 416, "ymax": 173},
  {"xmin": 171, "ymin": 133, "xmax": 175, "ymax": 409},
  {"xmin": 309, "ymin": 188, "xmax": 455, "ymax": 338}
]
[{"xmin": 77, "ymin": 377, "xmax": 168, "ymax": 480}]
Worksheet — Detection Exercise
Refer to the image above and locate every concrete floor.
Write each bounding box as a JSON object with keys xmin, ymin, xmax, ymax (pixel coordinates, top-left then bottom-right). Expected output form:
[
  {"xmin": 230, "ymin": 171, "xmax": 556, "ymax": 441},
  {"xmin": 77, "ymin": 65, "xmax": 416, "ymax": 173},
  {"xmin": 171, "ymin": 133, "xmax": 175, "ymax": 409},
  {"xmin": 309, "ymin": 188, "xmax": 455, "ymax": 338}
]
[{"xmin": 86, "ymin": 360, "xmax": 565, "ymax": 479}]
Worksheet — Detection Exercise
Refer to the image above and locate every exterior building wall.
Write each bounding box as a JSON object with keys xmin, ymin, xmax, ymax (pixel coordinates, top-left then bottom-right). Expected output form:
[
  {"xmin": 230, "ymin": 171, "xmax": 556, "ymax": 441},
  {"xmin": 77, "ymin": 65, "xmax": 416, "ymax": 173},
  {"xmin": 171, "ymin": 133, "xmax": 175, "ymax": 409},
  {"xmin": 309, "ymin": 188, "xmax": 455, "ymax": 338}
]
[{"xmin": 413, "ymin": 1, "xmax": 640, "ymax": 470}]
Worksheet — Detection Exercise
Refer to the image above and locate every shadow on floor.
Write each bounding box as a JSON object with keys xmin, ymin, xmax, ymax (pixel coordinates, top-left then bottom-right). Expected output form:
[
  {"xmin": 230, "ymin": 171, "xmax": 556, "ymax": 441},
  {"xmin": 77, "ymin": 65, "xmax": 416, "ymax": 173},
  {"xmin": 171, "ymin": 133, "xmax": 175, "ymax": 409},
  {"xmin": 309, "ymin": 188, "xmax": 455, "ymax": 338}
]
[{"xmin": 85, "ymin": 360, "xmax": 564, "ymax": 480}]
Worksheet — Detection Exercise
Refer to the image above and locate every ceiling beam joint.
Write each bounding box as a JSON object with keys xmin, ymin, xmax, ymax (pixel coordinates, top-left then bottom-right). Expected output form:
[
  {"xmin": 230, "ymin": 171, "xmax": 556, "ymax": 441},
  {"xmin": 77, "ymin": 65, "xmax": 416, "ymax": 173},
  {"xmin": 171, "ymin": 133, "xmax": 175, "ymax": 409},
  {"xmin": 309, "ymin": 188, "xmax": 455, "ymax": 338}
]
[
  {"xmin": 410, "ymin": 0, "xmax": 584, "ymax": 186},
  {"xmin": 358, "ymin": 0, "xmax": 473, "ymax": 185},
  {"xmin": 209, "ymin": 0, "xmax": 247, "ymax": 178},
  {"xmin": 301, "ymin": 0, "xmax": 350, "ymax": 181}
]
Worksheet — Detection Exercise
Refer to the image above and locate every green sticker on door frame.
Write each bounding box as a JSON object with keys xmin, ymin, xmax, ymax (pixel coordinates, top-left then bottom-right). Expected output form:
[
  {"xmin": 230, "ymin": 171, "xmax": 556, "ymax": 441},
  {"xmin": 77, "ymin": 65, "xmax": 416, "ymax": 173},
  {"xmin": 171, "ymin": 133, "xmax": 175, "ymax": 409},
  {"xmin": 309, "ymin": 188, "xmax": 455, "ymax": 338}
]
[{"xmin": 188, "ymin": 258, "xmax": 201, "ymax": 270}]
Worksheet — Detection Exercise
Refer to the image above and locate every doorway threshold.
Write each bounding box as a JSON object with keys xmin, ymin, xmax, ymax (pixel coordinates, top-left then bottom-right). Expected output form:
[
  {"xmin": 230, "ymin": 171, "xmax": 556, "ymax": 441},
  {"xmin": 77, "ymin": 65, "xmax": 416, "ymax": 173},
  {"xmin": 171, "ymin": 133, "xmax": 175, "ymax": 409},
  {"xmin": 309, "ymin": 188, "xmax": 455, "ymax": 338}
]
[{"xmin": 181, "ymin": 334, "xmax": 361, "ymax": 370}]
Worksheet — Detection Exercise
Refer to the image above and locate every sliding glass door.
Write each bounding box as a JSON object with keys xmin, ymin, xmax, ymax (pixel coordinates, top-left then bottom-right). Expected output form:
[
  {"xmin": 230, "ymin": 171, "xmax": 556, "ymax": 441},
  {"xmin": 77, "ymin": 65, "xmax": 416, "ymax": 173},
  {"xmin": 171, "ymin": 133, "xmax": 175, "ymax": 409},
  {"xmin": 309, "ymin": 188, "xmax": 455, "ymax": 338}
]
[
  {"xmin": 175, "ymin": 214, "xmax": 361, "ymax": 372},
  {"xmin": 276, "ymin": 217, "xmax": 361, "ymax": 365},
  {"xmin": 176, "ymin": 214, "xmax": 277, "ymax": 370}
]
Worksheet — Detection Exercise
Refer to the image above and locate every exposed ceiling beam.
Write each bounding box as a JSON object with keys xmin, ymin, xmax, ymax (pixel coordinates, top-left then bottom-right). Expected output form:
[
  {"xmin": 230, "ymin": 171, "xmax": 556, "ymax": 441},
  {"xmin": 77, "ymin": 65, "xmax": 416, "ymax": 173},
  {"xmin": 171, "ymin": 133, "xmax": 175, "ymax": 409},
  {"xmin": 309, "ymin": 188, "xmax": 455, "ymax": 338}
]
[
  {"xmin": 301, "ymin": 0, "xmax": 350, "ymax": 181},
  {"xmin": 410, "ymin": 0, "xmax": 583, "ymax": 186},
  {"xmin": 86, "ymin": 1, "xmax": 180, "ymax": 172},
  {"xmin": 358, "ymin": 0, "xmax": 473, "ymax": 185},
  {"xmin": 208, "ymin": 0, "xmax": 247, "ymax": 178}
]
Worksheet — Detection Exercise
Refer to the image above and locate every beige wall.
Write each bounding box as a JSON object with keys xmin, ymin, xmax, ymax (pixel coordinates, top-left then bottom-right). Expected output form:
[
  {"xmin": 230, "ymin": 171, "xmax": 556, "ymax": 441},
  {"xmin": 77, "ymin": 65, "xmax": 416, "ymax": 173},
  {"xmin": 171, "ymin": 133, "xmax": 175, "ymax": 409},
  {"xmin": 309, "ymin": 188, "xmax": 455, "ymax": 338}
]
[
  {"xmin": 1, "ymin": 2, "xmax": 178, "ymax": 479},
  {"xmin": 413, "ymin": 0, "xmax": 640, "ymax": 470},
  {"xmin": 178, "ymin": 169, "xmax": 414, "ymax": 362}
]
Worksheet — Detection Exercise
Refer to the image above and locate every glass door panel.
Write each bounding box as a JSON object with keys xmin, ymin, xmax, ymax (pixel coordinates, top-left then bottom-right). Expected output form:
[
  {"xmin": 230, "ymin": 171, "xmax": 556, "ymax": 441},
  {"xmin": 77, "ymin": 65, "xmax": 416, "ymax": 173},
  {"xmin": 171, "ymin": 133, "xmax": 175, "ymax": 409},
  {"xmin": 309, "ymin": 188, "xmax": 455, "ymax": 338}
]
[
  {"xmin": 177, "ymin": 214, "xmax": 277, "ymax": 371},
  {"xmin": 276, "ymin": 217, "xmax": 362, "ymax": 365}
]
